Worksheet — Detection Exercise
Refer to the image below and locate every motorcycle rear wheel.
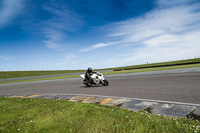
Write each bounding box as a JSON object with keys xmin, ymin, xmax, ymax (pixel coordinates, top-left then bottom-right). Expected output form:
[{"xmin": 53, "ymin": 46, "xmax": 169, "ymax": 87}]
[{"xmin": 83, "ymin": 79, "xmax": 87, "ymax": 85}]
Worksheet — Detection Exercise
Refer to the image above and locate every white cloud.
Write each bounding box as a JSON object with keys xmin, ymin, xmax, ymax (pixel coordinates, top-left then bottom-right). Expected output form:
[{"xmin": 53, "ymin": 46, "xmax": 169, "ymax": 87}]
[
  {"xmin": 56, "ymin": 54, "xmax": 79, "ymax": 66},
  {"xmin": 0, "ymin": 56, "xmax": 9, "ymax": 60},
  {"xmin": 43, "ymin": 3, "xmax": 83, "ymax": 32},
  {"xmin": 144, "ymin": 34, "xmax": 182, "ymax": 47},
  {"xmin": 122, "ymin": 31, "xmax": 200, "ymax": 63},
  {"xmin": 43, "ymin": 29, "xmax": 66, "ymax": 41},
  {"xmin": 156, "ymin": 0, "xmax": 193, "ymax": 7},
  {"xmin": 42, "ymin": 29, "xmax": 67, "ymax": 51},
  {"xmin": 40, "ymin": 54, "xmax": 79, "ymax": 70},
  {"xmin": 79, "ymin": 42, "xmax": 118, "ymax": 52},
  {"xmin": 0, "ymin": 0, "xmax": 24, "ymax": 28},
  {"xmin": 42, "ymin": 3, "xmax": 84, "ymax": 51},
  {"xmin": 110, "ymin": 3, "xmax": 200, "ymax": 42},
  {"xmin": 100, "ymin": 0, "xmax": 200, "ymax": 66},
  {"xmin": 44, "ymin": 41, "xmax": 65, "ymax": 51}
]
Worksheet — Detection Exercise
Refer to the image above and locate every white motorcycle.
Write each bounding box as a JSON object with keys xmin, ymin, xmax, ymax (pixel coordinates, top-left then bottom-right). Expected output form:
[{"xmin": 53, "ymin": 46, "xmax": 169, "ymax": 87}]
[{"xmin": 80, "ymin": 72, "xmax": 109, "ymax": 87}]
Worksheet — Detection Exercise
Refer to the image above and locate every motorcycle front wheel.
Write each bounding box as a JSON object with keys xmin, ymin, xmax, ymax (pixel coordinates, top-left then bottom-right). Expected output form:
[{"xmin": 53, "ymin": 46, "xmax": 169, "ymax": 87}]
[{"xmin": 102, "ymin": 80, "xmax": 109, "ymax": 86}]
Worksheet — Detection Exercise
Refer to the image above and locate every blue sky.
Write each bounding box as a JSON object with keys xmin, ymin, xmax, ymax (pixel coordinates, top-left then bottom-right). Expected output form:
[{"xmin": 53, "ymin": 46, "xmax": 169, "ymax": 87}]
[{"xmin": 0, "ymin": 0, "xmax": 200, "ymax": 71}]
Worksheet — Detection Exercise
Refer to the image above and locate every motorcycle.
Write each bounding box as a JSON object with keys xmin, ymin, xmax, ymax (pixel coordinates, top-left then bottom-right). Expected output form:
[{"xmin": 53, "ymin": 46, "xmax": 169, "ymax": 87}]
[{"xmin": 80, "ymin": 72, "xmax": 109, "ymax": 87}]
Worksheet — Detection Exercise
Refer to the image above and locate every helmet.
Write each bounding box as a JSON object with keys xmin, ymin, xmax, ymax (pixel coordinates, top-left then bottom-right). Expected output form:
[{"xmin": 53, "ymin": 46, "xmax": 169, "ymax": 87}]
[{"xmin": 88, "ymin": 67, "xmax": 92, "ymax": 73}]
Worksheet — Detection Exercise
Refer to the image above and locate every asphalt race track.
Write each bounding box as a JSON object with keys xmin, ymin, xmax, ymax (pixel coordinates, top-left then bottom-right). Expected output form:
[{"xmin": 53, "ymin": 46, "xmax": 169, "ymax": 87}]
[{"xmin": 0, "ymin": 68, "xmax": 200, "ymax": 104}]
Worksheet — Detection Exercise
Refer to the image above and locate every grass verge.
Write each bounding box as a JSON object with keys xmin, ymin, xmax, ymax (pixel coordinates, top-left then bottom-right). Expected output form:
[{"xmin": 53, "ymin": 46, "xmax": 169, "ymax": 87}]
[
  {"xmin": 113, "ymin": 58, "xmax": 200, "ymax": 71},
  {"xmin": 0, "ymin": 70, "xmax": 85, "ymax": 79},
  {"xmin": 0, "ymin": 97, "xmax": 199, "ymax": 133},
  {"xmin": 103, "ymin": 63, "xmax": 200, "ymax": 75},
  {"xmin": 0, "ymin": 75, "xmax": 79, "ymax": 84}
]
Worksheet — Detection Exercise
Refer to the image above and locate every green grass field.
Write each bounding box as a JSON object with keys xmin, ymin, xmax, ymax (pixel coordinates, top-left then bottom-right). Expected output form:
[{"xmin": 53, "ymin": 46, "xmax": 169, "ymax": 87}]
[
  {"xmin": 1, "ymin": 58, "xmax": 200, "ymax": 80},
  {"xmin": 0, "ymin": 70, "xmax": 85, "ymax": 79},
  {"xmin": 103, "ymin": 63, "xmax": 200, "ymax": 75},
  {"xmin": 0, "ymin": 63, "xmax": 200, "ymax": 84},
  {"xmin": 113, "ymin": 58, "xmax": 200, "ymax": 71},
  {"xmin": 0, "ymin": 97, "xmax": 199, "ymax": 133}
]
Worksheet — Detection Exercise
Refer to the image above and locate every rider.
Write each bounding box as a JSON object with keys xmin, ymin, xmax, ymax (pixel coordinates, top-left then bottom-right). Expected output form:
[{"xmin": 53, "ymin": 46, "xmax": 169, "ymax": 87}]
[{"xmin": 85, "ymin": 67, "xmax": 96, "ymax": 85}]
